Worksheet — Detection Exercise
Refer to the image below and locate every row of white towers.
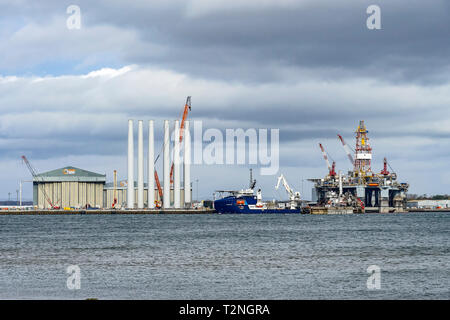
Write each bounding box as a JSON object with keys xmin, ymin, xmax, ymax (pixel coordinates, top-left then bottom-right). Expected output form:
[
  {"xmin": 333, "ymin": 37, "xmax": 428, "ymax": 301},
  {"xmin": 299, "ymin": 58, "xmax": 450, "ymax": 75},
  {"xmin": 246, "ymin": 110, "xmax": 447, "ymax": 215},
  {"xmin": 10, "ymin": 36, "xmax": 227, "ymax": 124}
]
[{"xmin": 127, "ymin": 119, "xmax": 191, "ymax": 209}]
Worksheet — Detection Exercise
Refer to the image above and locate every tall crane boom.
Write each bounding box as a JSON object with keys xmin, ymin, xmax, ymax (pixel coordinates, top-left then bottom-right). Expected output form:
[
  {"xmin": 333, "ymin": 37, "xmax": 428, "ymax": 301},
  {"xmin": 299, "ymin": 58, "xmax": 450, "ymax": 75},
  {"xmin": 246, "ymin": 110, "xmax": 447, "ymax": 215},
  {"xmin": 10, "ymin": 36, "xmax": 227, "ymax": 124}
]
[
  {"xmin": 21, "ymin": 155, "xmax": 59, "ymax": 209},
  {"xmin": 154, "ymin": 171, "xmax": 163, "ymax": 203},
  {"xmin": 170, "ymin": 96, "xmax": 191, "ymax": 184},
  {"xmin": 275, "ymin": 174, "xmax": 294, "ymax": 198},
  {"xmin": 275, "ymin": 173, "xmax": 301, "ymax": 209},
  {"xmin": 112, "ymin": 170, "xmax": 117, "ymax": 208},
  {"xmin": 319, "ymin": 143, "xmax": 336, "ymax": 177},
  {"xmin": 154, "ymin": 96, "xmax": 192, "ymax": 202},
  {"xmin": 337, "ymin": 134, "xmax": 354, "ymax": 167},
  {"xmin": 319, "ymin": 143, "xmax": 331, "ymax": 170}
]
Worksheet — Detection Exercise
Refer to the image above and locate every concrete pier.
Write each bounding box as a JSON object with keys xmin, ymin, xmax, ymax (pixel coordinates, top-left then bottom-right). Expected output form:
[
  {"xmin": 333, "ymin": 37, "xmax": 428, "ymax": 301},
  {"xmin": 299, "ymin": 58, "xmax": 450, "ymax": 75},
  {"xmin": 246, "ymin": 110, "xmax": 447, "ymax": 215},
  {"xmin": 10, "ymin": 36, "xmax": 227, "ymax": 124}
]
[{"xmin": 0, "ymin": 209, "xmax": 216, "ymax": 215}]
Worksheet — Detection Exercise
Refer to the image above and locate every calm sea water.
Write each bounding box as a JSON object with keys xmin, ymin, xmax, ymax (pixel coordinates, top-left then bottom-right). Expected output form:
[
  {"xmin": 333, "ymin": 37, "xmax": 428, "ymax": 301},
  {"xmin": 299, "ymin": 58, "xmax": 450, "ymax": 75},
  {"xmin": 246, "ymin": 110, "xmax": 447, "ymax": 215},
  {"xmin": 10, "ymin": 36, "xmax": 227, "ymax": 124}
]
[{"xmin": 0, "ymin": 212, "xmax": 448, "ymax": 299}]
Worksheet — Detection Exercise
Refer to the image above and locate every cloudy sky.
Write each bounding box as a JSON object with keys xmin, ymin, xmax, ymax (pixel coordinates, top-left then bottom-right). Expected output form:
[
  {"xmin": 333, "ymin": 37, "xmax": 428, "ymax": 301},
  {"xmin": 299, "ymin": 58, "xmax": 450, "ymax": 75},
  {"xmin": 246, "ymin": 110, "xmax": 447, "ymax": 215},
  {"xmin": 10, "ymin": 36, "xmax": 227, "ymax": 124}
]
[{"xmin": 1, "ymin": 0, "xmax": 449, "ymax": 201}]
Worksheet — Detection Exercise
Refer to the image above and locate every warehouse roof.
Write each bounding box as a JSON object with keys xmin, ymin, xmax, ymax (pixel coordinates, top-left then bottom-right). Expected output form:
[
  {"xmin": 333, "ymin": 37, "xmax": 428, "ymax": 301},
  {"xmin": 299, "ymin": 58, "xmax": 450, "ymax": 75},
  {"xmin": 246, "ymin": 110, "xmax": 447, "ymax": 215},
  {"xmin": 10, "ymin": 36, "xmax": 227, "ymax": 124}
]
[{"xmin": 34, "ymin": 166, "xmax": 106, "ymax": 182}]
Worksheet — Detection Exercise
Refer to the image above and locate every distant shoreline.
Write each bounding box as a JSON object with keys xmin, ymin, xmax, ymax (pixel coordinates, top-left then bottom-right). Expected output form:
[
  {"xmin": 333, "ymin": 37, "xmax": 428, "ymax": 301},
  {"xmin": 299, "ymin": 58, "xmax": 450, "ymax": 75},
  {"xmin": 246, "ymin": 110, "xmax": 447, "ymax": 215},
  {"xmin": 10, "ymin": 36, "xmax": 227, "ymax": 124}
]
[{"xmin": 0, "ymin": 209, "xmax": 449, "ymax": 215}]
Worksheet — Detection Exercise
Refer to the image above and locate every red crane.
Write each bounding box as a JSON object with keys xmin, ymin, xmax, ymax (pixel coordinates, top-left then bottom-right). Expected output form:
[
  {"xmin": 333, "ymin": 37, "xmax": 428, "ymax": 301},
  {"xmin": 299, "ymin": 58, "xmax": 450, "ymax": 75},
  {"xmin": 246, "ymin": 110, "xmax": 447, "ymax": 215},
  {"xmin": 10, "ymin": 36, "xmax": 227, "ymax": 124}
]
[
  {"xmin": 112, "ymin": 170, "xmax": 118, "ymax": 208},
  {"xmin": 154, "ymin": 96, "xmax": 191, "ymax": 202},
  {"xmin": 319, "ymin": 143, "xmax": 336, "ymax": 177},
  {"xmin": 337, "ymin": 134, "xmax": 354, "ymax": 167},
  {"xmin": 154, "ymin": 171, "xmax": 163, "ymax": 204},
  {"xmin": 21, "ymin": 155, "xmax": 60, "ymax": 209},
  {"xmin": 380, "ymin": 157, "xmax": 390, "ymax": 175},
  {"xmin": 170, "ymin": 96, "xmax": 191, "ymax": 184},
  {"xmin": 356, "ymin": 197, "xmax": 365, "ymax": 211}
]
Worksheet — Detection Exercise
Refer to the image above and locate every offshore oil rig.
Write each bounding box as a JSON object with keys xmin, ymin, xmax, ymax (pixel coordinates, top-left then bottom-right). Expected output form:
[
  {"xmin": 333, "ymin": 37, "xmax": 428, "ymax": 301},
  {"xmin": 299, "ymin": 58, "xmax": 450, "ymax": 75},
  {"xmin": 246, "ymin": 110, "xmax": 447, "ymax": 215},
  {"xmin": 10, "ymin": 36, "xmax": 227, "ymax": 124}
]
[{"xmin": 309, "ymin": 121, "xmax": 409, "ymax": 213}]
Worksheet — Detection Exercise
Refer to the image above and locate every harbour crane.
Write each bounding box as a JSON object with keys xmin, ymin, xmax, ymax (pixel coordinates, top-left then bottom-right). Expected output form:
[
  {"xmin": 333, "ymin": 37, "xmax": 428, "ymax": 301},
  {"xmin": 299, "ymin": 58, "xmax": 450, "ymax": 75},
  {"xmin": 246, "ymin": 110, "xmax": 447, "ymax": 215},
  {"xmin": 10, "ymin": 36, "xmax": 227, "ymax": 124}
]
[
  {"xmin": 249, "ymin": 168, "xmax": 256, "ymax": 190},
  {"xmin": 154, "ymin": 171, "xmax": 163, "ymax": 205},
  {"xmin": 112, "ymin": 170, "xmax": 118, "ymax": 208},
  {"xmin": 275, "ymin": 174, "xmax": 301, "ymax": 209},
  {"xmin": 154, "ymin": 96, "xmax": 192, "ymax": 204},
  {"xmin": 170, "ymin": 96, "xmax": 191, "ymax": 184},
  {"xmin": 318, "ymin": 143, "xmax": 336, "ymax": 177},
  {"xmin": 21, "ymin": 155, "xmax": 60, "ymax": 209},
  {"xmin": 337, "ymin": 134, "xmax": 355, "ymax": 168},
  {"xmin": 380, "ymin": 157, "xmax": 390, "ymax": 175},
  {"xmin": 379, "ymin": 157, "xmax": 397, "ymax": 180}
]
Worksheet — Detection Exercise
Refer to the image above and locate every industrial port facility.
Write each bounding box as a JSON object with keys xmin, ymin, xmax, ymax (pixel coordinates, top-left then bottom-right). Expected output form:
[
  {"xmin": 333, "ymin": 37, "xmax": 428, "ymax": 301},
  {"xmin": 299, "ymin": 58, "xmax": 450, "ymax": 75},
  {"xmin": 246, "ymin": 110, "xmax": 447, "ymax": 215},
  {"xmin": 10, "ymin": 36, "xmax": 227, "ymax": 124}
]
[
  {"xmin": 22, "ymin": 97, "xmax": 194, "ymax": 211},
  {"xmin": 8, "ymin": 96, "xmax": 414, "ymax": 214},
  {"xmin": 309, "ymin": 120, "xmax": 409, "ymax": 214}
]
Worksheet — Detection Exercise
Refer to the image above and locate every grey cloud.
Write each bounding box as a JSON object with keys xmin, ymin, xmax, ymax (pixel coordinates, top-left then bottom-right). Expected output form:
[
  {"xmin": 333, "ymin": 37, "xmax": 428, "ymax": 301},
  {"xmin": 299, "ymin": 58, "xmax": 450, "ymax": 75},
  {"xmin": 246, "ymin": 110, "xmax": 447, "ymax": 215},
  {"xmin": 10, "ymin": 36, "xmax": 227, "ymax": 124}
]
[
  {"xmin": 0, "ymin": 1, "xmax": 449, "ymax": 198},
  {"xmin": 108, "ymin": 0, "xmax": 450, "ymax": 84},
  {"xmin": 1, "ymin": 1, "xmax": 449, "ymax": 84}
]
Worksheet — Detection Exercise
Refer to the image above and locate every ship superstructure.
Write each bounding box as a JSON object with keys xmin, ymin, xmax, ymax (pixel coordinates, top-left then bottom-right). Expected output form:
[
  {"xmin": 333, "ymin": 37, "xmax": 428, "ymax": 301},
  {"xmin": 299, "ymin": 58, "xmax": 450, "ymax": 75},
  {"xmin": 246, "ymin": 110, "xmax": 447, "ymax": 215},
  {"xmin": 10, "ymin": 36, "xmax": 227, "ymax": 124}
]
[{"xmin": 213, "ymin": 171, "xmax": 302, "ymax": 214}]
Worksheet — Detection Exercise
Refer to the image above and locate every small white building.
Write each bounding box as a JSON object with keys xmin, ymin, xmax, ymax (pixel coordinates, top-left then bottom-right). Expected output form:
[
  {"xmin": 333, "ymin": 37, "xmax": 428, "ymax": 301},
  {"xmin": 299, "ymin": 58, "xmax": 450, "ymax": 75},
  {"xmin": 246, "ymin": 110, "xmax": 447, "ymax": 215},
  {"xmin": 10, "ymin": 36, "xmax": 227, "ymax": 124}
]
[{"xmin": 407, "ymin": 200, "xmax": 450, "ymax": 209}]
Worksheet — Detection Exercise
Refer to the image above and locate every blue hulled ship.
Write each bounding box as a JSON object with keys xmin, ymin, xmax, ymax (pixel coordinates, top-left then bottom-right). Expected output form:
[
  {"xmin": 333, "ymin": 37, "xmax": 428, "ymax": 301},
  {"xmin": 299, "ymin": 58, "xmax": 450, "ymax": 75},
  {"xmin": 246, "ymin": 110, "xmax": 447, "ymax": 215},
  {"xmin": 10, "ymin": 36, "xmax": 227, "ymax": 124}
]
[{"xmin": 213, "ymin": 174, "xmax": 302, "ymax": 214}]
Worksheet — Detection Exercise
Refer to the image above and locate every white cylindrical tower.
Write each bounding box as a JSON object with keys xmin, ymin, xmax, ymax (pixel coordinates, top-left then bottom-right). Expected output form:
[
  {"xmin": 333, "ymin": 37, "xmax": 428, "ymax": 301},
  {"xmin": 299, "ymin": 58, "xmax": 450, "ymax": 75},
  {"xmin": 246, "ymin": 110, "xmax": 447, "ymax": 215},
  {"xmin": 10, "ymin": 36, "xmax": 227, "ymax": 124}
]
[
  {"xmin": 127, "ymin": 119, "xmax": 135, "ymax": 209},
  {"xmin": 184, "ymin": 121, "xmax": 191, "ymax": 207},
  {"xmin": 137, "ymin": 120, "xmax": 144, "ymax": 209},
  {"xmin": 174, "ymin": 120, "xmax": 181, "ymax": 208},
  {"xmin": 163, "ymin": 120, "xmax": 170, "ymax": 208},
  {"xmin": 148, "ymin": 120, "xmax": 155, "ymax": 209}
]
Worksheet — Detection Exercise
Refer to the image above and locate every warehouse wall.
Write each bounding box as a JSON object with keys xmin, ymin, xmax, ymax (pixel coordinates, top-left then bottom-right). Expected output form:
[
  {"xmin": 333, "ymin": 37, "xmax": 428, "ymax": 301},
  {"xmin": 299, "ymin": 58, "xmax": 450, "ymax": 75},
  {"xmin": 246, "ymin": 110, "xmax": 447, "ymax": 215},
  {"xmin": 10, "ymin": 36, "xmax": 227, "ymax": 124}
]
[
  {"xmin": 35, "ymin": 182, "xmax": 104, "ymax": 209},
  {"xmin": 35, "ymin": 182, "xmax": 192, "ymax": 209}
]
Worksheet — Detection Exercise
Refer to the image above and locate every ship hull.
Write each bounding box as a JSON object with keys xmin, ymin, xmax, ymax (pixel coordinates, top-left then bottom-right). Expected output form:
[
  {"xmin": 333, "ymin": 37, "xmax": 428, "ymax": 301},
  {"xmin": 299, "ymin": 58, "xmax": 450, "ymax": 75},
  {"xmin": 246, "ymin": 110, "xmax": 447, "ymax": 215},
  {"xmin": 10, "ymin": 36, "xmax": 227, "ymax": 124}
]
[
  {"xmin": 218, "ymin": 209, "xmax": 301, "ymax": 214},
  {"xmin": 214, "ymin": 195, "xmax": 301, "ymax": 214}
]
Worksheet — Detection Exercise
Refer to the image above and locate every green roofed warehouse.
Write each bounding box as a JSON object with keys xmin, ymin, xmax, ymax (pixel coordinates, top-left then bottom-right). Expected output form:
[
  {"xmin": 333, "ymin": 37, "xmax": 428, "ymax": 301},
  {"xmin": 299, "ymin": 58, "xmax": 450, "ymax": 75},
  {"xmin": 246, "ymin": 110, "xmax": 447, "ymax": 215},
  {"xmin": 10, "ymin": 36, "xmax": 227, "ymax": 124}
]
[{"xmin": 33, "ymin": 166, "xmax": 106, "ymax": 209}]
